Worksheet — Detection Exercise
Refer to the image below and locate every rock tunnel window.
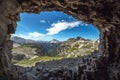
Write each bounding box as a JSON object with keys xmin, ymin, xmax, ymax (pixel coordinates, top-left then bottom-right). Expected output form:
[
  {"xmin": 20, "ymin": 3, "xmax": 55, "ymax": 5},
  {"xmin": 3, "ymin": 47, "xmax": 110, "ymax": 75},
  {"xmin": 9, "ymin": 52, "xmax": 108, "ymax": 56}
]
[{"xmin": 11, "ymin": 11, "xmax": 100, "ymax": 67}]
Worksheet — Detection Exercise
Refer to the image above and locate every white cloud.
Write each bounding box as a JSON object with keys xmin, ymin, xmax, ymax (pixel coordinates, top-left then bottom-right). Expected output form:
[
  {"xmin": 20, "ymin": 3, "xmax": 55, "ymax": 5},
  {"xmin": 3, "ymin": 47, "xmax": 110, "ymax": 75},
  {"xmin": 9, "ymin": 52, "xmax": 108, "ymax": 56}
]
[
  {"xmin": 40, "ymin": 20, "xmax": 46, "ymax": 23},
  {"xmin": 12, "ymin": 32, "xmax": 45, "ymax": 41},
  {"xmin": 28, "ymin": 32, "xmax": 44, "ymax": 37},
  {"xmin": 85, "ymin": 23, "xmax": 88, "ymax": 26},
  {"xmin": 12, "ymin": 21, "xmax": 89, "ymax": 41},
  {"xmin": 46, "ymin": 21, "xmax": 81, "ymax": 35}
]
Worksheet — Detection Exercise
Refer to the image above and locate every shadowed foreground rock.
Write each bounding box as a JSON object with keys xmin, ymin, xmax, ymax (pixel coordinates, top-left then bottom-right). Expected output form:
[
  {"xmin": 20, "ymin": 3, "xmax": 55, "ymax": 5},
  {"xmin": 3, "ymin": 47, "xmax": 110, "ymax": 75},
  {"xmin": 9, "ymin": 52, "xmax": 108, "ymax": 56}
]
[
  {"xmin": 17, "ymin": 52, "xmax": 108, "ymax": 80},
  {"xmin": 0, "ymin": 0, "xmax": 120, "ymax": 80}
]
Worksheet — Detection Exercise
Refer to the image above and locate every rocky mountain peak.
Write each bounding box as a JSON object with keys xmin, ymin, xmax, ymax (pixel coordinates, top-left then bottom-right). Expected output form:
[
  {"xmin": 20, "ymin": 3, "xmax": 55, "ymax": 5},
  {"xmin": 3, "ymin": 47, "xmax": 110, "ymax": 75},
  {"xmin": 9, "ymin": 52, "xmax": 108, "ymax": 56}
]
[
  {"xmin": 67, "ymin": 37, "xmax": 86, "ymax": 42},
  {"xmin": 49, "ymin": 39, "xmax": 60, "ymax": 43}
]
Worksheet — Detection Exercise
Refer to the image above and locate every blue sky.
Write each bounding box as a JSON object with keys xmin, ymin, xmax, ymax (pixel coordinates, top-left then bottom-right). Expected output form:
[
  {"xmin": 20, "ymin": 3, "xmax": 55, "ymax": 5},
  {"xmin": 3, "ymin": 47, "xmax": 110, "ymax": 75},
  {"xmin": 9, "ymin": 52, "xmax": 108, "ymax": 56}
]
[{"xmin": 13, "ymin": 11, "xmax": 100, "ymax": 41}]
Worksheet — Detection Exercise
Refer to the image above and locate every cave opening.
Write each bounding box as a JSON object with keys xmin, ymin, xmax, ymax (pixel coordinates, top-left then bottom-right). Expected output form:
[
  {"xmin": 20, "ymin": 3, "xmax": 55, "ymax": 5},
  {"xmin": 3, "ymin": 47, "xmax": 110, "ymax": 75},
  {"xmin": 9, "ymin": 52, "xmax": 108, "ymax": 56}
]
[
  {"xmin": 11, "ymin": 11, "xmax": 100, "ymax": 67},
  {"xmin": 0, "ymin": 0, "xmax": 119, "ymax": 80}
]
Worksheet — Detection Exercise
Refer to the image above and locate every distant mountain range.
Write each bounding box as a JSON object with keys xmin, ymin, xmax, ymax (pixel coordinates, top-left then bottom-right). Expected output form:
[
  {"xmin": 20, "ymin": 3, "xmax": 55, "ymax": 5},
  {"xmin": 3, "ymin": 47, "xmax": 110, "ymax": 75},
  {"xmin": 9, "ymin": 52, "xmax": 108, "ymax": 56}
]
[
  {"xmin": 11, "ymin": 36, "xmax": 60, "ymax": 44},
  {"xmin": 11, "ymin": 36, "xmax": 37, "ymax": 44},
  {"xmin": 11, "ymin": 36, "xmax": 99, "ymax": 62},
  {"xmin": 49, "ymin": 39, "xmax": 60, "ymax": 43}
]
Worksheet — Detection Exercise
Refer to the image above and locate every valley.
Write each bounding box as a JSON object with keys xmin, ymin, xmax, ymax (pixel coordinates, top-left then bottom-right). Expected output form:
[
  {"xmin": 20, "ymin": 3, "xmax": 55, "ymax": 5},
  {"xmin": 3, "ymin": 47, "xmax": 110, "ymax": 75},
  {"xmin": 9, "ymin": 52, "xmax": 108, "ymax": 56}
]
[{"xmin": 11, "ymin": 36, "xmax": 99, "ymax": 67}]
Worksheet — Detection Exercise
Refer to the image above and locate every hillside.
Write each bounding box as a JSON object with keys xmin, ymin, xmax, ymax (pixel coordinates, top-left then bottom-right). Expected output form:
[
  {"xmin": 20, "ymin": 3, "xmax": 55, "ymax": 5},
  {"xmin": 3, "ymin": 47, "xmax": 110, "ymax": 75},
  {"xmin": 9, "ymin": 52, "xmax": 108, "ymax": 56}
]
[
  {"xmin": 12, "ymin": 43, "xmax": 42, "ymax": 63},
  {"xmin": 11, "ymin": 36, "xmax": 99, "ymax": 66},
  {"xmin": 56, "ymin": 37, "xmax": 99, "ymax": 57}
]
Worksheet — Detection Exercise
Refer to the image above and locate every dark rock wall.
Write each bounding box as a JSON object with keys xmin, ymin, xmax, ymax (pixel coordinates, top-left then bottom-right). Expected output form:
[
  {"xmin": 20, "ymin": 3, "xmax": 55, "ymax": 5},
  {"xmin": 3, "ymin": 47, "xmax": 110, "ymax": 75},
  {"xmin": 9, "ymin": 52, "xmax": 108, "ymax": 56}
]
[
  {"xmin": 0, "ymin": 0, "xmax": 19, "ymax": 80},
  {"xmin": 17, "ymin": 53, "xmax": 109, "ymax": 80},
  {"xmin": 0, "ymin": 0, "xmax": 119, "ymax": 80},
  {"xmin": 100, "ymin": 25, "xmax": 120, "ymax": 62},
  {"xmin": 100, "ymin": 25, "xmax": 120, "ymax": 80},
  {"xmin": 18, "ymin": 0, "xmax": 120, "ymax": 28}
]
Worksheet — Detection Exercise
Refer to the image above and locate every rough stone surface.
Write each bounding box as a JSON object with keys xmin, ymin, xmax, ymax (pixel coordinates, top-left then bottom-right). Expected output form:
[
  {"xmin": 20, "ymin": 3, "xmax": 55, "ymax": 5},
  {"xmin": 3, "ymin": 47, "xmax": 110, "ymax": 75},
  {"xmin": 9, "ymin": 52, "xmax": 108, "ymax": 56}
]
[
  {"xmin": 17, "ymin": 52, "xmax": 108, "ymax": 80},
  {"xmin": 0, "ymin": 0, "xmax": 120, "ymax": 80}
]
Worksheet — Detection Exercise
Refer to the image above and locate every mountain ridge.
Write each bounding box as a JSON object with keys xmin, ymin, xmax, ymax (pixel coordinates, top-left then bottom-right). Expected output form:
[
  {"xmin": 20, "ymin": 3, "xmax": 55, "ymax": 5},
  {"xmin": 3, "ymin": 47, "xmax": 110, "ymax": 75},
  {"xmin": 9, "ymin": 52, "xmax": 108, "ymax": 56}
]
[
  {"xmin": 11, "ymin": 36, "xmax": 99, "ymax": 63},
  {"xmin": 11, "ymin": 36, "xmax": 61, "ymax": 44}
]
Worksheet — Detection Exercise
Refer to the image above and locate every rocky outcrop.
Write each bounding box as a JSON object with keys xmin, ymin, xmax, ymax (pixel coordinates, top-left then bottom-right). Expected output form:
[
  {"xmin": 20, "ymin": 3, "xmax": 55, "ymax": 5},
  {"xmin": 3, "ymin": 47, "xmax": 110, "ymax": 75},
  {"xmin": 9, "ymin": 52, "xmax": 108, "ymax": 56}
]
[
  {"xmin": 99, "ymin": 26, "xmax": 120, "ymax": 80},
  {"xmin": 0, "ymin": 0, "xmax": 119, "ymax": 80},
  {"xmin": 12, "ymin": 54, "xmax": 26, "ymax": 61},
  {"xmin": 0, "ymin": 0, "xmax": 20, "ymax": 79},
  {"xmin": 56, "ymin": 37, "xmax": 98, "ymax": 57},
  {"xmin": 17, "ymin": 52, "xmax": 108, "ymax": 80}
]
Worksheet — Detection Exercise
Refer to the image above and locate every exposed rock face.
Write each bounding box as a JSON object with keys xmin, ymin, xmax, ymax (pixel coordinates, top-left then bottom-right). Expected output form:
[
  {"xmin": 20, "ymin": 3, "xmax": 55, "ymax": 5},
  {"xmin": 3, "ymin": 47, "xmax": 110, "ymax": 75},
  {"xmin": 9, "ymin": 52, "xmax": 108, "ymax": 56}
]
[
  {"xmin": 12, "ymin": 54, "xmax": 26, "ymax": 61},
  {"xmin": 56, "ymin": 37, "xmax": 98, "ymax": 57},
  {"xmin": 17, "ymin": 52, "xmax": 108, "ymax": 80},
  {"xmin": 0, "ymin": 0, "xmax": 19, "ymax": 79},
  {"xmin": 0, "ymin": 0, "xmax": 119, "ymax": 80}
]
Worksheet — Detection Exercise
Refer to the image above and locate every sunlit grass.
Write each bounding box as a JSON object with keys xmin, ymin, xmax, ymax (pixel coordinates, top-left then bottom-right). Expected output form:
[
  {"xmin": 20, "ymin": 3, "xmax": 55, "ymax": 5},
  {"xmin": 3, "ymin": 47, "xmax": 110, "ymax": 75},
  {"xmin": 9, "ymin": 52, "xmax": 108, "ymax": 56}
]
[
  {"xmin": 13, "ymin": 41, "xmax": 98, "ymax": 67},
  {"xmin": 15, "ymin": 56, "xmax": 63, "ymax": 67}
]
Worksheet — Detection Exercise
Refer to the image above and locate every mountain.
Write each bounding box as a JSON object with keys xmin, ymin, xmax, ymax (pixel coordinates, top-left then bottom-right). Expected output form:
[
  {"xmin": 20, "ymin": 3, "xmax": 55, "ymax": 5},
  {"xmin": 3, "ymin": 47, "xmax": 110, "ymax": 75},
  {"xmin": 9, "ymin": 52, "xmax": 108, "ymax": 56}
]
[
  {"xmin": 11, "ymin": 37, "xmax": 61, "ymax": 62},
  {"xmin": 11, "ymin": 36, "xmax": 99, "ymax": 63},
  {"xmin": 49, "ymin": 39, "xmax": 60, "ymax": 43},
  {"xmin": 12, "ymin": 43, "xmax": 44, "ymax": 63},
  {"xmin": 11, "ymin": 36, "xmax": 37, "ymax": 44},
  {"xmin": 11, "ymin": 36, "xmax": 60, "ymax": 44},
  {"xmin": 55, "ymin": 37, "xmax": 99, "ymax": 57}
]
